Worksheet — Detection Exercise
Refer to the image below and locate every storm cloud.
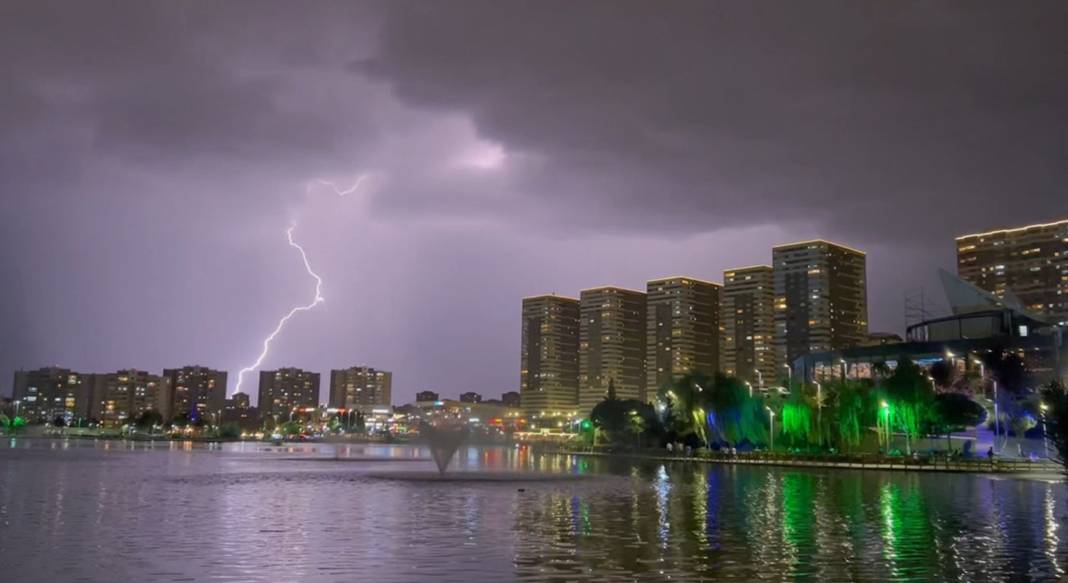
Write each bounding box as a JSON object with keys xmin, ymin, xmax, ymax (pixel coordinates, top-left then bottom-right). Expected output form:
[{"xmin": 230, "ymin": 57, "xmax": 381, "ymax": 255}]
[{"xmin": 1, "ymin": 1, "xmax": 1064, "ymax": 403}]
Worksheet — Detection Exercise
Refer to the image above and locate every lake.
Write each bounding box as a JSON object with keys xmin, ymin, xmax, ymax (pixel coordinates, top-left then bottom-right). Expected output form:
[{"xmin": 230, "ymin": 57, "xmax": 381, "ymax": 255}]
[{"xmin": 1, "ymin": 439, "xmax": 1065, "ymax": 581}]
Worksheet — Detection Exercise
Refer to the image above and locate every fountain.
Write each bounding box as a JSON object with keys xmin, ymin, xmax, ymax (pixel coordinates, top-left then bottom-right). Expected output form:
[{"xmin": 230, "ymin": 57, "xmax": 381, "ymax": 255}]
[{"xmin": 420, "ymin": 424, "xmax": 469, "ymax": 476}]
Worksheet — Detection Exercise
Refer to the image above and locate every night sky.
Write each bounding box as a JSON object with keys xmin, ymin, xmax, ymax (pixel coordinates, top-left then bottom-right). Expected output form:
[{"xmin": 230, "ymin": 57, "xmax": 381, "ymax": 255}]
[{"xmin": 2, "ymin": 1, "xmax": 1065, "ymax": 404}]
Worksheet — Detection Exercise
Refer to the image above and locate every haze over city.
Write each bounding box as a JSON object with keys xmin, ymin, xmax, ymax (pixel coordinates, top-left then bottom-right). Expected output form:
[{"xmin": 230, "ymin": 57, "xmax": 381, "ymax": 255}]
[{"xmin": 2, "ymin": 1, "xmax": 1065, "ymax": 405}]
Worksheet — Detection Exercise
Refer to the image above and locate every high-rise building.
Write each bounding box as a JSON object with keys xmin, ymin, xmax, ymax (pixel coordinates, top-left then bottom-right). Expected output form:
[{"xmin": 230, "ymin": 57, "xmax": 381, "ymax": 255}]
[
  {"xmin": 459, "ymin": 391, "xmax": 482, "ymax": 403},
  {"xmin": 162, "ymin": 365, "xmax": 227, "ymax": 423},
  {"xmin": 773, "ymin": 240, "xmax": 868, "ymax": 374},
  {"xmin": 721, "ymin": 265, "xmax": 776, "ymax": 386},
  {"xmin": 646, "ymin": 277, "xmax": 721, "ymax": 394},
  {"xmin": 578, "ymin": 286, "xmax": 646, "ymax": 412},
  {"xmin": 11, "ymin": 367, "xmax": 93, "ymax": 423},
  {"xmin": 91, "ymin": 369, "xmax": 167, "ymax": 427},
  {"xmin": 328, "ymin": 366, "xmax": 392, "ymax": 413},
  {"xmin": 956, "ymin": 218, "xmax": 1068, "ymax": 327},
  {"xmin": 520, "ymin": 294, "xmax": 580, "ymax": 418},
  {"xmin": 258, "ymin": 368, "xmax": 320, "ymax": 419}
]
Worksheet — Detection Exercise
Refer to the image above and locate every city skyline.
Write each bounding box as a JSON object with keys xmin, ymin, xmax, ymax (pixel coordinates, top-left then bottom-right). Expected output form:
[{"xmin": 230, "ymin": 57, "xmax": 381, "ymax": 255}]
[
  {"xmin": 2, "ymin": 2, "xmax": 1065, "ymax": 406},
  {"xmin": 6, "ymin": 218, "xmax": 1066, "ymax": 406}
]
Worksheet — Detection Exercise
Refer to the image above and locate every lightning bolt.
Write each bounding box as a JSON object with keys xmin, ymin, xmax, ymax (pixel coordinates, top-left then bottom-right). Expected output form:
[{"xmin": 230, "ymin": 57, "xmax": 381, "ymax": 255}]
[
  {"xmin": 306, "ymin": 174, "xmax": 370, "ymax": 197},
  {"xmin": 232, "ymin": 225, "xmax": 325, "ymax": 395},
  {"xmin": 231, "ymin": 173, "xmax": 369, "ymax": 397}
]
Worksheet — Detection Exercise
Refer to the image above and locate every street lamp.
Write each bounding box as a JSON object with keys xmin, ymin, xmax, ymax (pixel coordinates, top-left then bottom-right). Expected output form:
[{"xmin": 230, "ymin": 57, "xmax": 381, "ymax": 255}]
[
  {"xmin": 880, "ymin": 400, "xmax": 890, "ymax": 451},
  {"xmin": 992, "ymin": 379, "xmax": 1000, "ymax": 451},
  {"xmin": 755, "ymin": 369, "xmax": 764, "ymax": 392},
  {"xmin": 783, "ymin": 364, "xmax": 792, "ymax": 387},
  {"xmin": 13, "ymin": 399, "xmax": 21, "ymax": 419},
  {"xmin": 839, "ymin": 358, "xmax": 847, "ymax": 381},
  {"xmin": 814, "ymin": 381, "xmax": 822, "ymax": 442},
  {"xmin": 1040, "ymin": 403, "xmax": 1050, "ymax": 459},
  {"xmin": 765, "ymin": 406, "xmax": 775, "ymax": 451},
  {"xmin": 745, "ymin": 381, "xmax": 753, "ymax": 397}
]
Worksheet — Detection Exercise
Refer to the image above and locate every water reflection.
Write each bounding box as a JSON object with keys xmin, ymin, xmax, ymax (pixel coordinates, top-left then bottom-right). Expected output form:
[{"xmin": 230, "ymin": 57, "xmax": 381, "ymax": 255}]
[{"xmin": 1, "ymin": 439, "xmax": 1066, "ymax": 582}]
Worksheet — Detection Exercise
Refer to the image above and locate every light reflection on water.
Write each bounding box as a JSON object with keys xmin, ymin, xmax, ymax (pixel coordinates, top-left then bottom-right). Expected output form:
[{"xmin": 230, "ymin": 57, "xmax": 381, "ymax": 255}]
[{"xmin": 1, "ymin": 439, "xmax": 1066, "ymax": 582}]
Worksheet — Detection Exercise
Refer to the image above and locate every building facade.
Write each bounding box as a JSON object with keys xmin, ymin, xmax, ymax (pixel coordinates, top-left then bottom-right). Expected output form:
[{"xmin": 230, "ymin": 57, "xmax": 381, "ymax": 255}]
[
  {"xmin": 258, "ymin": 368, "xmax": 321, "ymax": 419},
  {"xmin": 501, "ymin": 391, "xmax": 521, "ymax": 408},
  {"xmin": 646, "ymin": 277, "xmax": 721, "ymax": 395},
  {"xmin": 459, "ymin": 391, "xmax": 482, "ymax": 403},
  {"xmin": 91, "ymin": 369, "xmax": 167, "ymax": 427},
  {"xmin": 520, "ymin": 294, "xmax": 580, "ymax": 418},
  {"xmin": 328, "ymin": 366, "xmax": 392, "ymax": 413},
  {"xmin": 720, "ymin": 265, "xmax": 776, "ymax": 386},
  {"xmin": 956, "ymin": 218, "xmax": 1068, "ymax": 327},
  {"xmin": 162, "ymin": 365, "xmax": 227, "ymax": 423},
  {"xmin": 11, "ymin": 367, "xmax": 94, "ymax": 423},
  {"xmin": 415, "ymin": 390, "xmax": 440, "ymax": 403},
  {"xmin": 578, "ymin": 286, "xmax": 646, "ymax": 412},
  {"xmin": 773, "ymin": 240, "xmax": 868, "ymax": 375}
]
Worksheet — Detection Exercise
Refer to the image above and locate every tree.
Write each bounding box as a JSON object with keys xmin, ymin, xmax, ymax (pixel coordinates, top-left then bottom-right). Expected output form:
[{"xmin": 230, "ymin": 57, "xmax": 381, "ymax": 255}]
[
  {"xmin": 780, "ymin": 390, "xmax": 815, "ymax": 448},
  {"xmin": 829, "ymin": 380, "xmax": 873, "ymax": 451},
  {"xmin": 1040, "ymin": 382, "xmax": 1068, "ymax": 478},
  {"xmin": 658, "ymin": 371, "xmax": 714, "ymax": 443},
  {"xmin": 930, "ymin": 392, "xmax": 984, "ymax": 451},
  {"xmin": 928, "ymin": 360, "xmax": 957, "ymax": 390},
  {"xmin": 883, "ymin": 358, "xmax": 935, "ymax": 455},
  {"xmin": 982, "ymin": 349, "xmax": 1030, "ymax": 395},
  {"xmin": 135, "ymin": 410, "xmax": 164, "ymax": 431},
  {"xmin": 590, "ymin": 397, "xmax": 661, "ymax": 448}
]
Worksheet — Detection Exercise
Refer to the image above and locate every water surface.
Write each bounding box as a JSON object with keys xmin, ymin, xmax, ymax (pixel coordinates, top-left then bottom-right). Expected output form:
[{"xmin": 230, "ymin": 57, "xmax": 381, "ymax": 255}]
[{"xmin": 1, "ymin": 439, "xmax": 1065, "ymax": 581}]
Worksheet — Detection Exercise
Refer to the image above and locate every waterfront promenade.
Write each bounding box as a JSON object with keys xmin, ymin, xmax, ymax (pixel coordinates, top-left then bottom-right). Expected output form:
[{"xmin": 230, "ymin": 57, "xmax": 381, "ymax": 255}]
[{"xmin": 557, "ymin": 448, "xmax": 1063, "ymax": 475}]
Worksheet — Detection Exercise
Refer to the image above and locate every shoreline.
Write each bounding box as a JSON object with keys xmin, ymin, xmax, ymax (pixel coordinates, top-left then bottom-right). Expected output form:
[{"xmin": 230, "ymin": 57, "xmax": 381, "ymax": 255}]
[{"xmin": 554, "ymin": 449, "xmax": 1065, "ymax": 478}]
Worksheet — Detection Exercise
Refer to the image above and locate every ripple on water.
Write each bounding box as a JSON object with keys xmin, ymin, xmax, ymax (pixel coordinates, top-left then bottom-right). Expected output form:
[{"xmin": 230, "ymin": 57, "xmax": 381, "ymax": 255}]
[{"xmin": 1, "ymin": 441, "xmax": 1066, "ymax": 582}]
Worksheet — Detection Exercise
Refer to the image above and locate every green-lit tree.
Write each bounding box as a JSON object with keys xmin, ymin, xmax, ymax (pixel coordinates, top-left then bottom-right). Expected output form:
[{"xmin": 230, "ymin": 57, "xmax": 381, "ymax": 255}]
[
  {"xmin": 829, "ymin": 380, "xmax": 873, "ymax": 451},
  {"xmin": 780, "ymin": 389, "xmax": 816, "ymax": 448},
  {"xmin": 883, "ymin": 358, "xmax": 935, "ymax": 455}
]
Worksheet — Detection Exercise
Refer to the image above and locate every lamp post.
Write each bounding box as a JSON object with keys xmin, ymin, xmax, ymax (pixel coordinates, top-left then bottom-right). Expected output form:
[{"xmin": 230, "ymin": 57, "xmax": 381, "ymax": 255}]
[
  {"xmin": 814, "ymin": 381, "xmax": 822, "ymax": 445},
  {"xmin": 1040, "ymin": 403, "xmax": 1050, "ymax": 459},
  {"xmin": 13, "ymin": 399, "xmax": 21, "ymax": 419},
  {"xmin": 880, "ymin": 400, "xmax": 890, "ymax": 451},
  {"xmin": 840, "ymin": 358, "xmax": 847, "ymax": 381},
  {"xmin": 755, "ymin": 369, "xmax": 764, "ymax": 393},
  {"xmin": 766, "ymin": 406, "xmax": 775, "ymax": 452},
  {"xmin": 745, "ymin": 381, "xmax": 753, "ymax": 397},
  {"xmin": 993, "ymin": 379, "xmax": 1000, "ymax": 452},
  {"xmin": 783, "ymin": 364, "xmax": 792, "ymax": 387}
]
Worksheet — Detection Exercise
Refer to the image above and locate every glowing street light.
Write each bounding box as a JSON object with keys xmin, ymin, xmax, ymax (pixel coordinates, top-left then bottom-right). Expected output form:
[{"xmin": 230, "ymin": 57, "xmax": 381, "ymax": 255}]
[
  {"xmin": 755, "ymin": 369, "xmax": 764, "ymax": 392},
  {"xmin": 745, "ymin": 381, "xmax": 753, "ymax": 397},
  {"xmin": 814, "ymin": 381, "xmax": 823, "ymax": 444},
  {"xmin": 783, "ymin": 364, "xmax": 792, "ymax": 386},
  {"xmin": 1040, "ymin": 403, "xmax": 1050, "ymax": 459},
  {"xmin": 766, "ymin": 407, "xmax": 776, "ymax": 450},
  {"xmin": 880, "ymin": 400, "xmax": 891, "ymax": 450}
]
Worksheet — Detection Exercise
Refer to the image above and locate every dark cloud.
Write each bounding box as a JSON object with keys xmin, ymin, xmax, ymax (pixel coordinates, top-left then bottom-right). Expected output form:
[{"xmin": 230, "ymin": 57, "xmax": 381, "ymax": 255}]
[
  {"xmin": 361, "ymin": 0, "xmax": 1067, "ymax": 240},
  {"xmin": 1, "ymin": 1, "xmax": 1064, "ymax": 402}
]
